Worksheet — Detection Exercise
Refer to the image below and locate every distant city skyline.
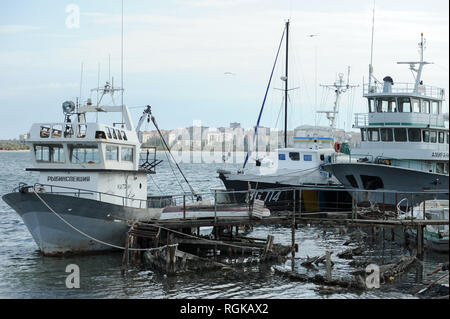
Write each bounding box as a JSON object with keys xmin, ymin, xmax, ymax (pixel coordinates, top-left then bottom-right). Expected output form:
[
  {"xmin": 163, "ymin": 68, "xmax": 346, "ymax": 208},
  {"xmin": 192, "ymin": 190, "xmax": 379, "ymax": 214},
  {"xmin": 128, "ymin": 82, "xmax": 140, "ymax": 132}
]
[{"xmin": 1, "ymin": 0, "xmax": 448, "ymax": 139}]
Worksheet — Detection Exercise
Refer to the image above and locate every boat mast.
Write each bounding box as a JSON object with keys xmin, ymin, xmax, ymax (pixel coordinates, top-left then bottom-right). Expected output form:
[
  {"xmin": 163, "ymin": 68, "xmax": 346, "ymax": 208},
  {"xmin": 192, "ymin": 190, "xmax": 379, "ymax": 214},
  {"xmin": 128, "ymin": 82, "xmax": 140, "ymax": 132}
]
[{"xmin": 284, "ymin": 19, "xmax": 289, "ymax": 148}]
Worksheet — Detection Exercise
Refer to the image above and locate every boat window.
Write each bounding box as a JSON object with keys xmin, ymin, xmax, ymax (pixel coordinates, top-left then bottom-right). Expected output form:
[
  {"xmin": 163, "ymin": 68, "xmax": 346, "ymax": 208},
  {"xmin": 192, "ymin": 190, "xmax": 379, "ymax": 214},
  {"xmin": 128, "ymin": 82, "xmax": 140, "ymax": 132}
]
[
  {"xmin": 51, "ymin": 125, "xmax": 63, "ymax": 138},
  {"xmin": 106, "ymin": 127, "xmax": 112, "ymax": 139},
  {"xmin": 380, "ymin": 128, "xmax": 393, "ymax": 142},
  {"xmin": 447, "ymin": 133, "xmax": 449, "ymax": 144},
  {"xmin": 360, "ymin": 175, "xmax": 384, "ymax": 190},
  {"xmin": 112, "ymin": 129, "xmax": 117, "ymax": 139},
  {"xmin": 444, "ymin": 163, "xmax": 449, "ymax": 174},
  {"xmin": 376, "ymin": 99, "xmax": 396, "ymax": 113},
  {"xmin": 436, "ymin": 163, "xmax": 445, "ymax": 174},
  {"xmin": 278, "ymin": 153, "xmax": 286, "ymax": 161},
  {"xmin": 408, "ymin": 128, "xmax": 421, "ymax": 142},
  {"xmin": 431, "ymin": 101, "xmax": 439, "ymax": 115},
  {"xmin": 398, "ymin": 98, "xmax": 411, "ymax": 113},
  {"xmin": 368, "ymin": 99, "xmax": 375, "ymax": 113},
  {"xmin": 35, "ymin": 145, "xmax": 50, "ymax": 162},
  {"xmin": 360, "ymin": 129, "xmax": 367, "ymax": 142},
  {"xmin": 422, "ymin": 130, "xmax": 430, "ymax": 143},
  {"xmin": 95, "ymin": 131, "xmax": 106, "ymax": 139},
  {"xmin": 394, "ymin": 128, "xmax": 407, "ymax": 142},
  {"xmin": 106, "ymin": 145, "xmax": 118, "ymax": 161},
  {"xmin": 303, "ymin": 154, "xmax": 313, "ymax": 161},
  {"xmin": 116, "ymin": 129, "xmax": 122, "ymax": 140},
  {"xmin": 121, "ymin": 147, "xmax": 133, "ymax": 162},
  {"xmin": 411, "ymin": 98, "xmax": 420, "ymax": 113},
  {"xmin": 422, "ymin": 100, "xmax": 430, "ymax": 114},
  {"xmin": 77, "ymin": 125, "xmax": 87, "ymax": 138},
  {"xmin": 430, "ymin": 131, "xmax": 437, "ymax": 143},
  {"xmin": 121, "ymin": 131, "xmax": 128, "ymax": 141},
  {"xmin": 64, "ymin": 124, "xmax": 74, "ymax": 138},
  {"xmin": 40, "ymin": 125, "xmax": 51, "ymax": 138},
  {"xmin": 51, "ymin": 145, "xmax": 65, "ymax": 163},
  {"xmin": 70, "ymin": 145, "xmax": 100, "ymax": 164},
  {"xmin": 346, "ymin": 175, "xmax": 359, "ymax": 188},
  {"xmin": 368, "ymin": 128, "xmax": 379, "ymax": 141},
  {"xmin": 35, "ymin": 144, "xmax": 65, "ymax": 163},
  {"xmin": 438, "ymin": 131, "xmax": 445, "ymax": 144},
  {"xmin": 289, "ymin": 152, "xmax": 300, "ymax": 161}
]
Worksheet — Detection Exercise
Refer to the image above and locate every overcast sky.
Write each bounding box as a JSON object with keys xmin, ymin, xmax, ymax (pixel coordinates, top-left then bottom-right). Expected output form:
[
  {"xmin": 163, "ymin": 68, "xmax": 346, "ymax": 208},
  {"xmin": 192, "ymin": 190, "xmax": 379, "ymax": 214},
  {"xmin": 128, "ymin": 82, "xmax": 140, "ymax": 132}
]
[{"xmin": 0, "ymin": 0, "xmax": 448, "ymax": 139}]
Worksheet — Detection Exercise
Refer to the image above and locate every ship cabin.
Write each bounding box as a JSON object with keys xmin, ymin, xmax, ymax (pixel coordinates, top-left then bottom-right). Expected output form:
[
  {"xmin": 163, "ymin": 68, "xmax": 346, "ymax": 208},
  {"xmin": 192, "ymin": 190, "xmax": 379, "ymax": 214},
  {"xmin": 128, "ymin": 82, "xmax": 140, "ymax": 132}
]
[
  {"xmin": 25, "ymin": 120, "xmax": 150, "ymax": 208},
  {"xmin": 353, "ymin": 77, "xmax": 449, "ymax": 175}
]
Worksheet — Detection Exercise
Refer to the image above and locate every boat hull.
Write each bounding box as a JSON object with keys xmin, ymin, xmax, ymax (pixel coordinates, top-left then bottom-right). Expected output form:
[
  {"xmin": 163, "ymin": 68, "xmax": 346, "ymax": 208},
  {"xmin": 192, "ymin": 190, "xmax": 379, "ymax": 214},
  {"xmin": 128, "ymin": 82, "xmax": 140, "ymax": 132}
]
[
  {"xmin": 407, "ymin": 229, "xmax": 449, "ymax": 253},
  {"xmin": 2, "ymin": 192, "xmax": 138, "ymax": 255},
  {"xmin": 218, "ymin": 172, "xmax": 352, "ymax": 212},
  {"xmin": 324, "ymin": 163, "xmax": 449, "ymax": 207}
]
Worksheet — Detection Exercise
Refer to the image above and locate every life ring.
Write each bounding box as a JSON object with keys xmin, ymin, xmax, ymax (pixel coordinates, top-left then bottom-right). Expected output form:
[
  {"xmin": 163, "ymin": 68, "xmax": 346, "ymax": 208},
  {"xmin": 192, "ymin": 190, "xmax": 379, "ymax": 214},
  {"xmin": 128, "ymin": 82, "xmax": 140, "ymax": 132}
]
[{"xmin": 334, "ymin": 142, "xmax": 341, "ymax": 153}]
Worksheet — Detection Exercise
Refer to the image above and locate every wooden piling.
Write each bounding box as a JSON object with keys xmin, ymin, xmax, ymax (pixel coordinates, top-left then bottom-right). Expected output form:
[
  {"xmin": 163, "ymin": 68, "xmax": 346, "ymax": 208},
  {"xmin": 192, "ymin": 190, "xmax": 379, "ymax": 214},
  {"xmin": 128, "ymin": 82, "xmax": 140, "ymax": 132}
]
[
  {"xmin": 326, "ymin": 251, "xmax": 332, "ymax": 280},
  {"xmin": 417, "ymin": 225, "xmax": 424, "ymax": 260}
]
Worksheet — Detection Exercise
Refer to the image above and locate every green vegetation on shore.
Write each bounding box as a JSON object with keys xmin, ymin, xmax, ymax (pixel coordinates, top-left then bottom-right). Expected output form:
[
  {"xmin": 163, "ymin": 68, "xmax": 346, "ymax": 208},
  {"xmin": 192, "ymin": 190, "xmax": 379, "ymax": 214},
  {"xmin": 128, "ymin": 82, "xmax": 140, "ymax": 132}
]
[{"xmin": 0, "ymin": 140, "xmax": 29, "ymax": 151}]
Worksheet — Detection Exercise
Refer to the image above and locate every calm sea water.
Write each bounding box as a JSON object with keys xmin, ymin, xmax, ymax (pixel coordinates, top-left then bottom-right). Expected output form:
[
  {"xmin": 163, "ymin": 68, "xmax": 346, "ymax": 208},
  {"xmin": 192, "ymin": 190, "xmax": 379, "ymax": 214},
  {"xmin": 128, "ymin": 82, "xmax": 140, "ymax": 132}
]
[{"xmin": 0, "ymin": 151, "xmax": 448, "ymax": 299}]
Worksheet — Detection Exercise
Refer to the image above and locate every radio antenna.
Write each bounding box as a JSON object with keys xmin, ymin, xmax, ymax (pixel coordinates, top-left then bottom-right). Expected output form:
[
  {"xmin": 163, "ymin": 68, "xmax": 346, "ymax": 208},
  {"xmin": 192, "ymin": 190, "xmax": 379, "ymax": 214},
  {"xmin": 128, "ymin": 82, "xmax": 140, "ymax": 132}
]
[
  {"xmin": 121, "ymin": 0, "xmax": 124, "ymax": 128},
  {"xmin": 368, "ymin": 0, "xmax": 376, "ymax": 91}
]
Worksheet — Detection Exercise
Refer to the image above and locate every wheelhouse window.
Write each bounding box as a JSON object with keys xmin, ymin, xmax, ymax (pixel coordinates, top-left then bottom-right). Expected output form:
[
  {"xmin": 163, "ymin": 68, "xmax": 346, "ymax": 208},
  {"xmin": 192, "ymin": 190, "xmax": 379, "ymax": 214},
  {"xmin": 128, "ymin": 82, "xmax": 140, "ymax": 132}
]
[
  {"xmin": 368, "ymin": 128, "xmax": 380, "ymax": 141},
  {"xmin": 422, "ymin": 100, "xmax": 430, "ymax": 114},
  {"xmin": 35, "ymin": 145, "xmax": 50, "ymax": 162},
  {"xmin": 106, "ymin": 127, "xmax": 112, "ymax": 139},
  {"xmin": 380, "ymin": 128, "xmax": 393, "ymax": 142},
  {"xmin": 289, "ymin": 152, "xmax": 300, "ymax": 161},
  {"xmin": 121, "ymin": 147, "xmax": 133, "ymax": 162},
  {"xmin": 438, "ymin": 132, "xmax": 445, "ymax": 144},
  {"xmin": 368, "ymin": 99, "xmax": 375, "ymax": 113},
  {"xmin": 40, "ymin": 125, "xmax": 51, "ymax": 138},
  {"xmin": 361, "ymin": 129, "xmax": 367, "ymax": 142},
  {"xmin": 116, "ymin": 129, "xmax": 122, "ymax": 140},
  {"xmin": 303, "ymin": 154, "xmax": 313, "ymax": 161},
  {"xmin": 105, "ymin": 145, "xmax": 118, "ymax": 161},
  {"xmin": 70, "ymin": 145, "xmax": 100, "ymax": 164},
  {"xmin": 35, "ymin": 144, "xmax": 65, "ymax": 163},
  {"xmin": 121, "ymin": 131, "xmax": 128, "ymax": 141},
  {"xmin": 398, "ymin": 98, "xmax": 411, "ymax": 113},
  {"xmin": 77, "ymin": 125, "xmax": 87, "ymax": 138},
  {"xmin": 377, "ymin": 99, "xmax": 396, "ymax": 112},
  {"xmin": 423, "ymin": 130, "xmax": 430, "ymax": 143},
  {"xmin": 394, "ymin": 128, "xmax": 407, "ymax": 142},
  {"xmin": 411, "ymin": 99, "xmax": 420, "ymax": 113},
  {"xmin": 51, "ymin": 125, "xmax": 63, "ymax": 138},
  {"xmin": 430, "ymin": 131, "xmax": 437, "ymax": 143},
  {"xmin": 436, "ymin": 163, "xmax": 445, "ymax": 174},
  {"xmin": 408, "ymin": 128, "xmax": 421, "ymax": 142},
  {"xmin": 431, "ymin": 101, "xmax": 439, "ymax": 115}
]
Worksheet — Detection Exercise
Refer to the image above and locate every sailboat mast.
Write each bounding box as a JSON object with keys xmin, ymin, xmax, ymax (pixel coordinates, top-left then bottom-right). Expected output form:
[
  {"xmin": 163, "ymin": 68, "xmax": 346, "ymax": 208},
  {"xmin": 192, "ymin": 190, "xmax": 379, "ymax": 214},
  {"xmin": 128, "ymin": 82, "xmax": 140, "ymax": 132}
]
[{"xmin": 284, "ymin": 19, "xmax": 289, "ymax": 148}]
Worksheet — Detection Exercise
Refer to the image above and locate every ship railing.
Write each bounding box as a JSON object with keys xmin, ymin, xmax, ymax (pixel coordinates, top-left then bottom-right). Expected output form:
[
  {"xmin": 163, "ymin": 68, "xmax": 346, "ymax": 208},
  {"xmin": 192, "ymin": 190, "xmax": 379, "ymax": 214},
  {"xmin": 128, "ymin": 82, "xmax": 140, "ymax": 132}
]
[
  {"xmin": 22, "ymin": 183, "xmax": 449, "ymax": 223},
  {"xmin": 32, "ymin": 183, "xmax": 149, "ymax": 209},
  {"xmin": 364, "ymin": 82, "xmax": 445, "ymax": 99}
]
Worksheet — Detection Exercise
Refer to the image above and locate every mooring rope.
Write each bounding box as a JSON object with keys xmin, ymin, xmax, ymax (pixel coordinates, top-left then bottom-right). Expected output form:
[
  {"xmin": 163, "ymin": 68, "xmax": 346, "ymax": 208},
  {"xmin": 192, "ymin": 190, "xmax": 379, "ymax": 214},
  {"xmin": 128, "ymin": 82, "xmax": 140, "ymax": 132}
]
[{"xmin": 32, "ymin": 189, "xmax": 177, "ymax": 252}]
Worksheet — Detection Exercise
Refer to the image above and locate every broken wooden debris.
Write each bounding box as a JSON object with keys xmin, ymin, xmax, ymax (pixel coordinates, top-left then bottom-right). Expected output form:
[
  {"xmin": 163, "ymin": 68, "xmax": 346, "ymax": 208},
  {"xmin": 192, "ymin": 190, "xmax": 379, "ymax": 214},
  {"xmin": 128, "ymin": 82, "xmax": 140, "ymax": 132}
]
[
  {"xmin": 337, "ymin": 246, "xmax": 364, "ymax": 259},
  {"xmin": 273, "ymin": 266, "xmax": 366, "ymax": 290}
]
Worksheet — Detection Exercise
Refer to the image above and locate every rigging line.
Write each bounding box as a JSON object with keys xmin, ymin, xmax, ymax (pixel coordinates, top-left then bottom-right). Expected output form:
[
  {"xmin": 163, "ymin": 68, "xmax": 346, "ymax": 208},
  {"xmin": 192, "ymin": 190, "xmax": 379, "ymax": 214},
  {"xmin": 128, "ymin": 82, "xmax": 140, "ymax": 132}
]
[
  {"xmin": 150, "ymin": 114, "xmax": 198, "ymax": 198},
  {"xmin": 243, "ymin": 26, "xmax": 286, "ymax": 169},
  {"xmin": 163, "ymin": 147, "xmax": 187, "ymax": 194},
  {"xmin": 149, "ymin": 173, "xmax": 163, "ymax": 194},
  {"xmin": 32, "ymin": 189, "xmax": 177, "ymax": 252}
]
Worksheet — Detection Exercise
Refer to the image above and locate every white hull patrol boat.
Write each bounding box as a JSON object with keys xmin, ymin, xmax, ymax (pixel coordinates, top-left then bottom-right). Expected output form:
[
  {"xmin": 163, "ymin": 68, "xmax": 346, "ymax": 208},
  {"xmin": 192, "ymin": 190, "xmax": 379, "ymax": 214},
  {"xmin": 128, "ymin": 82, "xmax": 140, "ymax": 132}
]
[
  {"xmin": 2, "ymin": 83, "xmax": 165, "ymax": 255},
  {"xmin": 218, "ymin": 20, "xmax": 355, "ymax": 212},
  {"xmin": 324, "ymin": 33, "xmax": 449, "ymax": 208}
]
